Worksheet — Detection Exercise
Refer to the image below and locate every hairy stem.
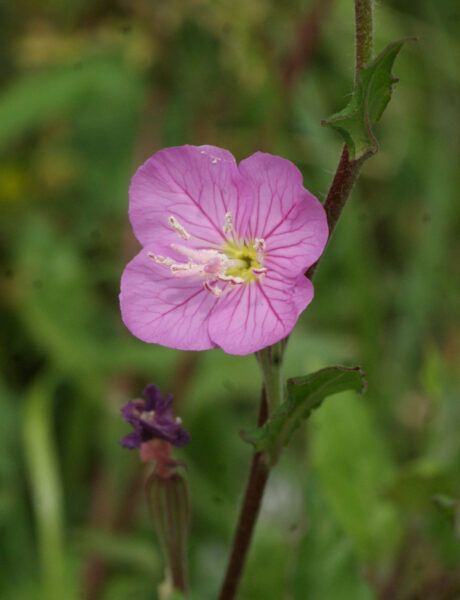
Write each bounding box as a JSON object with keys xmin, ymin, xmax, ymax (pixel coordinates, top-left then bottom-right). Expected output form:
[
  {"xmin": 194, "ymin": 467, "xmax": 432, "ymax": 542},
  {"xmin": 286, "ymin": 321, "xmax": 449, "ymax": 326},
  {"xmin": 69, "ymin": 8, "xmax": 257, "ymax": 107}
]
[
  {"xmin": 355, "ymin": 0, "xmax": 374, "ymax": 76},
  {"xmin": 218, "ymin": 388, "xmax": 270, "ymax": 600},
  {"xmin": 218, "ymin": 3, "xmax": 374, "ymax": 599}
]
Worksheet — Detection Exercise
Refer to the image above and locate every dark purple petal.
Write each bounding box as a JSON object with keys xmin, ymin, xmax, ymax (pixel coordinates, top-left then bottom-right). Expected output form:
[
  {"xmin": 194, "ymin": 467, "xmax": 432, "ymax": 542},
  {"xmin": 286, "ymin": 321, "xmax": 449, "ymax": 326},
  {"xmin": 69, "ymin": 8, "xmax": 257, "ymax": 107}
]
[
  {"xmin": 120, "ymin": 385, "xmax": 190, "ymax": 449},
  {"xmin": 121, "ymin": 401, "xmax": 145, "ymax": 436},
  {"xmin": 140, "ymin": 416, "xmax": 190, "ymax": 447},
  {"xmin": 142, "ymin": 384, "xmax": 173, "ymax": 416},
  {"xmin": 155, "ymin": 393, "xmax": 174, "ymax": 417},
  {"xmin": 119, "ymin": 432, "xmax": 142, "ymax": 449},
  {"xmin": 142, "ymin": 384, "xmax": 163, "ymax": 411},
  {"xmin": 173, "ymin": 427, "xmax": 191, "ymax": 448}
]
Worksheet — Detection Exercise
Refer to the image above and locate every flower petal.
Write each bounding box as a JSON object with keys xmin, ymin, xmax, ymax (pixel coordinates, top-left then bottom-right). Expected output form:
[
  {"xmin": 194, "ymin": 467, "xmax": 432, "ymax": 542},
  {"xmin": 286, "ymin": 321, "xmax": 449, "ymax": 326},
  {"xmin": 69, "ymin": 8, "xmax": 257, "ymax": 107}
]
[
  {"xmin": 142, "ymin": 384, "xmax": 165, "ymax": 412},
  {"xmin": 129, "ymin": 145, "xmax": 254, "ymax": 249},
  {"xmin": 119, "ymin": 432, "xmax": 142, "ymax": 449},
  {"xmin": 238, "ymin": 152, "xmax": 328, "ymax": 276},
  {"xmin": 120, "ymin": 249, "xmax": 218, "ymax": 351},
  {"xmin": 291, "ymin": 273, "xmax": 314, "ymax": 314},
  {"xmin": 142, "ymin": 418, "xmax": 191, "ymax": 447},
  {"xmin": 208, "ymin": 273, "xmax": 305, "ymax": 355}
]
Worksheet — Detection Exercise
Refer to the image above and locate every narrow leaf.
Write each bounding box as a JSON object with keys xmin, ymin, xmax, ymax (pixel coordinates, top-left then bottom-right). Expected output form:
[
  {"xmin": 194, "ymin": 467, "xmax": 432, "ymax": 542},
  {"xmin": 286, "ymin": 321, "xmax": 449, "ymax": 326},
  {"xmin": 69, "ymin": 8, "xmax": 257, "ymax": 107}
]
[
  {"xmin": 322, "ymin": 38, "xmax": 416, "ymax": 160},
  {"xmin": 240, "ymin": 366, "xmax": 367, "ymax": 464}
]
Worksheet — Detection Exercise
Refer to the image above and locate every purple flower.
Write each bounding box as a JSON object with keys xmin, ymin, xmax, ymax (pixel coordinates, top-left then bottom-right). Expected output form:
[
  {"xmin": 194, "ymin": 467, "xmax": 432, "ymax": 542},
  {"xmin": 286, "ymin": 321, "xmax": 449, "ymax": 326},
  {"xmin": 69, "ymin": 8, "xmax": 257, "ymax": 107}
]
[
  {"xmin": 120, "ymin": 145, "xmax": 328, "ymax": 355},
  {"xmin": 120, "ymin": 384, "xmax": 190, "ymax": 449}
]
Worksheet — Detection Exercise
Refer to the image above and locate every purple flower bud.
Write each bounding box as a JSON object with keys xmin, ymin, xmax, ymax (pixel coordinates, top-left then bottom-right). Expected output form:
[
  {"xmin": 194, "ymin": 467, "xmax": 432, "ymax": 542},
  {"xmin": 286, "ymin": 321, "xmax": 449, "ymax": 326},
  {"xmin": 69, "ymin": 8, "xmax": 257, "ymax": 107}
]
[{"xmin": 119, "ymin": 384, "xmax": 190, "ymax": 449}]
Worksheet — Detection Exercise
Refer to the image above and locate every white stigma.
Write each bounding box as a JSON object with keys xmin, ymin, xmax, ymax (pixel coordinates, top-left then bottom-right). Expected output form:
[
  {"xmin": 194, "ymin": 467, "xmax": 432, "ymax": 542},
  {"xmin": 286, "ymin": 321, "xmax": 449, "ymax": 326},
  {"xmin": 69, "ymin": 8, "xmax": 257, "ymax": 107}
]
[{"xmin": 168, "ymin": 216, "xmax": 190, "ymax": 240}]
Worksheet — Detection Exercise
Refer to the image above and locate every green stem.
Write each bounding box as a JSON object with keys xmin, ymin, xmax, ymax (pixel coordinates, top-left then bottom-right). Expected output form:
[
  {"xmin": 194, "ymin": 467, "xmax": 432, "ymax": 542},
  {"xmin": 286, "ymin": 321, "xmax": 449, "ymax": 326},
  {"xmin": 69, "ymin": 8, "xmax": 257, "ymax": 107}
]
[{"xmin": 255, "ymin": 341, "xmax": 286, "ymax": 413}]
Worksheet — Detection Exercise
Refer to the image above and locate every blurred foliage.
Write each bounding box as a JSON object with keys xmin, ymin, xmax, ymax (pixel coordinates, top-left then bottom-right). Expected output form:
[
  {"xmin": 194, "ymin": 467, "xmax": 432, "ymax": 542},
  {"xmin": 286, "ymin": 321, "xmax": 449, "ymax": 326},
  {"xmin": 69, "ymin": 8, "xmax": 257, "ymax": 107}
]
[{"xmin": 0, "ymin": 0, "xmax": 459, "ymax": 599}]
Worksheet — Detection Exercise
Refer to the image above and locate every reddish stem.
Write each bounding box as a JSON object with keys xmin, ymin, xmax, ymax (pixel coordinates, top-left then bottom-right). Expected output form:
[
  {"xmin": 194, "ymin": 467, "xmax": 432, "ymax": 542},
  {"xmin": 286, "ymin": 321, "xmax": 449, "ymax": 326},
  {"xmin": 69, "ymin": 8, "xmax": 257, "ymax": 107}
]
[{"xmin": 218, "ymin": 388, "xmax": 268, "ymax": 600}]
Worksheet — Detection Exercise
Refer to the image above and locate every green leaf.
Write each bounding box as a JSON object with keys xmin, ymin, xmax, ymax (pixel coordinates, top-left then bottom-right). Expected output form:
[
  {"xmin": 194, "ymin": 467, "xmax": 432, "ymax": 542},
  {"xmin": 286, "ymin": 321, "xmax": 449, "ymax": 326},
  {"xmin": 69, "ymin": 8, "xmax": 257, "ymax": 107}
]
[
  {"xmin": 322, "ymin": 38, "xmax": 416, "ymax": 160},
  {"xmin": 240, "ymin": 366, "xmax": 367, "ymax": 464},
  {"xmin": 310, "ymin": 392, "xmax": 402, "ymax": 562}
]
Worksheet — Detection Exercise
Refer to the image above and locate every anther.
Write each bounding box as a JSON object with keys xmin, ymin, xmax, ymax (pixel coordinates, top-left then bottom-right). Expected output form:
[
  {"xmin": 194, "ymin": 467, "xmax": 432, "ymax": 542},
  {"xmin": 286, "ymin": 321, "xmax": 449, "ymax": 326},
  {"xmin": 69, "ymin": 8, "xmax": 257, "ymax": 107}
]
[
  {"xmin": 217, "ymin": 274, "xmax": 244, "ymax": 285},
  {"xmin": 147, "ymin": 252, "xmax": 175, "ymax": 266},
  {"xmin": 170, "ymin": 263, "xmax": 192, "ymax": 272},
  {"xmin": 223, "ymin": 212, "xmax": 233, "ymax": 235},
  {"xmin": 168, "ymin": 216, "xmax": 190, "ymax": 240},
  {"xmin": 253, "ymin": 238, "xmax": 266, "ymax": 262},
  {"xmin": 204, "ymin": 281, "xmax": 223, "ymax": 297},
  {"xmin": 142, "ymin": 410, "xmax": 156, "ymax": 422}
]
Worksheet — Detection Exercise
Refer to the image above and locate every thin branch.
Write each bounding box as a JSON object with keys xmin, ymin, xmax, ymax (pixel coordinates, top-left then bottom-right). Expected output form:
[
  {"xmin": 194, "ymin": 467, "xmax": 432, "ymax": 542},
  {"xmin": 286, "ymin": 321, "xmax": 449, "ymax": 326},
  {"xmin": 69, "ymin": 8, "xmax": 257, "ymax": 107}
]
[
  {"xmin": 307, "ymin": 0, "xmax": 374, "ymax": 280},
  {"xmin": 218, "ymin": 388, "xmax": 269, "ymax": 600}
]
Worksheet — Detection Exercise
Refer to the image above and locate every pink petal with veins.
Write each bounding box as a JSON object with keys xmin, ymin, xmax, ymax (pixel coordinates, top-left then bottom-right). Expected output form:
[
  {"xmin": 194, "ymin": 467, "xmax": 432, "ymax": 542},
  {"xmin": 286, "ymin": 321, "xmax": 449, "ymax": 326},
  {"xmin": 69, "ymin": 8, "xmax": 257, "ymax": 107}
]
[
  {"xmin": 208, "ymin": 270, "xmax": 312, "ymax": 355},
  {"xmin": 238, "ymin": 152, "xmax": 328, "ymax": 277},
  {"xmin": 129, "ymin": 145, "xmax": 254, "ymax": 249},
  {"xmin": 120, "ymin": 249, "xmax": 217, "ymax": 351}
]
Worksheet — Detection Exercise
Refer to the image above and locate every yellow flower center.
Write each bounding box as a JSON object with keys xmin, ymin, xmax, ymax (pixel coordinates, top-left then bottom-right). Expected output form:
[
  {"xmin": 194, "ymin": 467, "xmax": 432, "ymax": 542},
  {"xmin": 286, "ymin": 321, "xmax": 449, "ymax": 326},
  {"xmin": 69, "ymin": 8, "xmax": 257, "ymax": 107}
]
[{"xmin": 223, "ymin": 240, "xmax": 263, "ymax": 283}]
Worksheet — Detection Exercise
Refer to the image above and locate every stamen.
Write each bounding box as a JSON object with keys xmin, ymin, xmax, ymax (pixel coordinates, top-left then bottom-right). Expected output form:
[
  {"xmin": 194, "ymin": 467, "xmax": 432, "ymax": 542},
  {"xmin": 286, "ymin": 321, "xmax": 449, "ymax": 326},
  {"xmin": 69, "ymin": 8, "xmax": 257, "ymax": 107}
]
[
  {"xmin": 147, "ymin": 252, "xmax": 175, "ymax": 266},
  {"xmin": 141, "ymin": 410, "xmax": 156, "ymax": 422},
  {"xmin": 204, "ymin": 281, "xmax": 223, "ymax": 297},
  {"xmin": 217, "ymin": 274, "xmax": 245, "ymax": 285},
  {"xmin": 171, "ymin": 244, "xmax": 224, "ymax": 265},
  {"xmin": 251, "ymin": 267, "xmax": 267, "ymax": 276},
  {"xmin": 253, "ymin": 238, "xmax": 266, "ymax": 263},
  {"xmin": 170, "ymin": 263, "xmax": 206, "ymax": 278},
  {"xmin": 168, "ymin": 216, "xmax": 190, "ymax": 240},
  {"xmin": 223, "ymin": 212, "xmax": 233, "ymax": 235},
  {"xmin": 170, "ymin": 263, "xmax": 193, "ymax": 272}
]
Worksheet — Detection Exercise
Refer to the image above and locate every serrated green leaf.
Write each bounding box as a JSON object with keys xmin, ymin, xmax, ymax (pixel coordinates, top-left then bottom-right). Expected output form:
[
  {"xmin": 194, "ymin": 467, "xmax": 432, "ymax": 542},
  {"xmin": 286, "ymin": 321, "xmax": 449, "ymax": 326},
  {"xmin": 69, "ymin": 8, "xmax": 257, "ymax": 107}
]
[
  {"xmin": 240, "ymin": 366, "xmax": 367, "ymax": 464},
  {"xmin": 322, "ymin": 38, "xmax": 416, "ymax": 160}
]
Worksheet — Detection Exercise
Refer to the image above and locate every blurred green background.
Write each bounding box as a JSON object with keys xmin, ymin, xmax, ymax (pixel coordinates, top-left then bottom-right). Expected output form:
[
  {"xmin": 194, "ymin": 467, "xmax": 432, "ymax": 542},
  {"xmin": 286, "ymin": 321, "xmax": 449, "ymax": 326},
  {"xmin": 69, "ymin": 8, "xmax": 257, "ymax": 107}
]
[{"xmin": 1, "ymin": 1, "xmax": 458, "ymax": 599}]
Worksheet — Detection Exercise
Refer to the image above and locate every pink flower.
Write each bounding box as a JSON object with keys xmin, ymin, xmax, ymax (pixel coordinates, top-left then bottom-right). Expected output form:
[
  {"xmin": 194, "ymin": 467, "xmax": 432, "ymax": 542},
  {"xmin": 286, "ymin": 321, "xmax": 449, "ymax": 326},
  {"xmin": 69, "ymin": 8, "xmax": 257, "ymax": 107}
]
[{"xmin": 120, "ymin": 145, "xmax": 328, "ymax": 355}]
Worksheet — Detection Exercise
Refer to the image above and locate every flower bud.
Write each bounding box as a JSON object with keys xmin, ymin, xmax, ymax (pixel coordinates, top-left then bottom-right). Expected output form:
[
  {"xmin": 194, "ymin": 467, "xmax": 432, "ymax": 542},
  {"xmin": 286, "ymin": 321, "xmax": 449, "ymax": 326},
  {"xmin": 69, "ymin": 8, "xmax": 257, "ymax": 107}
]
[{"xmin": 146, "ymin": 468, "xmax": 190, "ymax": 594}]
